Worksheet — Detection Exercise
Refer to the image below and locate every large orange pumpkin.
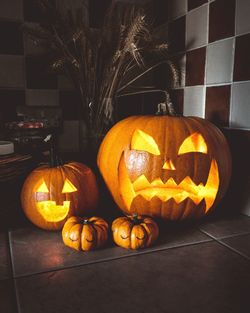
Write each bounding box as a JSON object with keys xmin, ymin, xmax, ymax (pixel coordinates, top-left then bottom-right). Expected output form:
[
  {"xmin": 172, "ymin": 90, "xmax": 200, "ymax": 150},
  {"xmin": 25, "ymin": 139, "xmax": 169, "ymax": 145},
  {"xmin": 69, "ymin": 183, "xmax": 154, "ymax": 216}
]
[
  {"xmin": 21, "ymin": 162, "xmax": 99, "ymax": 230},
  {"xmin": 97, "ymin": 115, "xmax": 232, "ymax": 220}
]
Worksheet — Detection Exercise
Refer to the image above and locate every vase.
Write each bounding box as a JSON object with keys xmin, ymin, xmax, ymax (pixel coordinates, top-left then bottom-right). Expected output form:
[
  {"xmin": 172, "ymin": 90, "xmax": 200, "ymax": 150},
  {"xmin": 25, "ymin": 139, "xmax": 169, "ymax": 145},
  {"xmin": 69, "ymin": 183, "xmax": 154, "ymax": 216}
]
[{"xmin": 78, "ymin": 119, "xmax": 105, "ymax": 170}]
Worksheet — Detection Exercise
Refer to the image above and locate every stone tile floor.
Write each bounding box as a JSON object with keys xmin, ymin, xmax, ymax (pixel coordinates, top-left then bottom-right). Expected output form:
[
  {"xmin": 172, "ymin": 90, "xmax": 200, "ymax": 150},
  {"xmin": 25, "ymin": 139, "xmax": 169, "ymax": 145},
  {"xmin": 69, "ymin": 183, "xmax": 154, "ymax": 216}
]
[{"xmin": 1, "ymin": 213, "xmax": 250, "ymax": 313}]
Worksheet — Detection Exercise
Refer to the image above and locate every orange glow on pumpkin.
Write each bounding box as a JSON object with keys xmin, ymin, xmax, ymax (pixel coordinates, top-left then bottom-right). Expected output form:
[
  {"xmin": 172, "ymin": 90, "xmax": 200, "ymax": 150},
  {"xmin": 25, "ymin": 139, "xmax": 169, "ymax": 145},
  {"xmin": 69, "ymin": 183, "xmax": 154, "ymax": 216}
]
[
  {"xmin": 36, "ymin": 178, "xmax": 78, "ymax": 223},
  {"xmin": 131, "ymin": 129, "xmax": 160, "ymax": 155},
  {"xmin": 120, "ymin": 158, "xmax": 219, "ymax": 213},
  {"xmin": 178, "ymin": 133, "xmax": 208, "ymax": 155},
  {"xmin": 162, "ymin": 159, "xmax": 176, "ymax": 170},
  {"xmin": 36, "ymin": 181, "xmax": 49, "ymax": 193},
  {"xmin": 62, "ymin": 179, "xmax": 77, "ymax": 193},
  {"xmin": 119, "ymin": 131, "xmax": 220, "ymax": 214},
  {"xmin": 37, "ymin": 201, "xmax": 71, "ymax": 222}
]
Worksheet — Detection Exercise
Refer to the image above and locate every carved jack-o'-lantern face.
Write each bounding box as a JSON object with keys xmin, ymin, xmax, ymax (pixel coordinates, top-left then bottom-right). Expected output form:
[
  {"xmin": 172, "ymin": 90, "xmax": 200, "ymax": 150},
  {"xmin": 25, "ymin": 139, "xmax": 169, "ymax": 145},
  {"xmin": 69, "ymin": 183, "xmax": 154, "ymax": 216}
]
[
  {"xmin": 98, "ymin": 115, "xmax": 232, "ymax": 220},
  {"xmin": 119, "ymin": 129, "xmax": 219, "ymax": 216},
  {"xmin": 36, "ymin": 178, "xmax": 78, "ymax": 222},
  {"xmin": 21, "ymin": 162, "xmax": 99, "ymax": 230}
]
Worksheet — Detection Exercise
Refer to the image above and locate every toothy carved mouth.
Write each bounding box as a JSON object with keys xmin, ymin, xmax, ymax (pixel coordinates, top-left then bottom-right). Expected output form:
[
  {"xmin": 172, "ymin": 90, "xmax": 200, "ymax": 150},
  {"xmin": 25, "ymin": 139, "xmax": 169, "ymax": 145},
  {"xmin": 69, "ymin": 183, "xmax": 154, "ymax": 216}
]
[
  {"xmin": 119, "ymin": 158, "xmax": 219, "ymax": 213},
  {"xmin": 37, "ymin": 201, "xmax": 70, "ymax": 222}
]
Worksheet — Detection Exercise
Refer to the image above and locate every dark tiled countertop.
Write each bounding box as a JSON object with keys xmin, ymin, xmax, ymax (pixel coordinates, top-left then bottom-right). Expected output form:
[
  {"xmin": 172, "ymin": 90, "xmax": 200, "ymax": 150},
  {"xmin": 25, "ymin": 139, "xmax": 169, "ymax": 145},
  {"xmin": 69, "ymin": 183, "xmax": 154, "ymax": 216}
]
[{"xmin": 1, "ymin": 213, "xmax": 250, "ymax": 313}]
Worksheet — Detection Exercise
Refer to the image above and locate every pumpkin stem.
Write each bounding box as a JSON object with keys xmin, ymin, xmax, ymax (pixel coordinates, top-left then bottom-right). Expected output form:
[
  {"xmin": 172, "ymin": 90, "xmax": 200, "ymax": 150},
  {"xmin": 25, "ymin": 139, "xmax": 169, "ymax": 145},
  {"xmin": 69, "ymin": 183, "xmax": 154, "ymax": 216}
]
[
  {"xmin": 131, "ymin": 214, "xmax": 142, "ymax": 225},
  {"xmin": 156, "ymin": 91, "xmax": 177, "ymax": 117},
  {"xmin": 83, "ymin": 219, "xmax": 90, "ymax": 225}
]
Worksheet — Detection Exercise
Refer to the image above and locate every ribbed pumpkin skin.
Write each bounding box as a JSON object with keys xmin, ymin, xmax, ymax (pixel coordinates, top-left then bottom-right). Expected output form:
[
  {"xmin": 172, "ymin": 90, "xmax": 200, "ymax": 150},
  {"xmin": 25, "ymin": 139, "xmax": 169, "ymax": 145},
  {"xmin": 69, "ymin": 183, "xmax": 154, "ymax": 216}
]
[
  {"xmin": 97, "ymin": 115, "xmax": 232, "ymax": 220},
  {"xmin": 21, "ymin": 162, "xmax": 99, "ymax": 230},
  {"xmin": 62, "ymin": 216, "xmax": 108, "ymax": 251},
  {"xmin": 112, "ymin": 215, "xmax": 159, "ymax": 250}
]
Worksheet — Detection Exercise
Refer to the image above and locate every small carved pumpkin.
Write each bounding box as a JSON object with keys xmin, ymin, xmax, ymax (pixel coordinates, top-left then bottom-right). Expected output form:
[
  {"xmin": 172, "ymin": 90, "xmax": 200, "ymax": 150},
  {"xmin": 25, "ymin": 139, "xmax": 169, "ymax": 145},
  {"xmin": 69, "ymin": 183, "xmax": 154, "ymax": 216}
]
[
  {"xmin": 62, "ymin": 216, "xmax": 109, "ymax": 251},
  {"xmin": 98, "ymin": 115, "xmax": 232, "ymax": 220},
  {"xmin": 112, "ymin": 215, "xmax": 159, "ymax": 250},
  {"xmin": 21, "ymin": 162, "xmax": 99, "ymax": 230}
]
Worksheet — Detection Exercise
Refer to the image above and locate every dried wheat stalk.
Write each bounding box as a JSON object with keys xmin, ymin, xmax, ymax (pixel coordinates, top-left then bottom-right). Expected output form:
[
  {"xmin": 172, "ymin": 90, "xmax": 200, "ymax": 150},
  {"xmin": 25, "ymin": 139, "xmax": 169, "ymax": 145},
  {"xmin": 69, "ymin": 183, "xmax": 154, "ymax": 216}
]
[{"xmin": 23, "ymin": 0, "xmax": 179, "ymax": 136}]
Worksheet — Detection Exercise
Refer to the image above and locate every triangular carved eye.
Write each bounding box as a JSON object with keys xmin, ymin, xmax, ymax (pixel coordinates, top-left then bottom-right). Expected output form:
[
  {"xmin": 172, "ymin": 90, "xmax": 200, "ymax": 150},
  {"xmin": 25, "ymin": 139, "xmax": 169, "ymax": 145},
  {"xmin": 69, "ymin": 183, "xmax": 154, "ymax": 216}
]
[
  {"xmin": 37, "ymin": 181, "xmax": 49, "ymax": 193},
  {"xmin": 62, "ymin": 179, "xmax": 77, "ymax": 193},
  {"xmin": 131, "ymin": 129, "xmax": 160, "ymax": 155},
  {"xmin": 178, "ymin": 133, "xmax": 208, "ymax": 155}
]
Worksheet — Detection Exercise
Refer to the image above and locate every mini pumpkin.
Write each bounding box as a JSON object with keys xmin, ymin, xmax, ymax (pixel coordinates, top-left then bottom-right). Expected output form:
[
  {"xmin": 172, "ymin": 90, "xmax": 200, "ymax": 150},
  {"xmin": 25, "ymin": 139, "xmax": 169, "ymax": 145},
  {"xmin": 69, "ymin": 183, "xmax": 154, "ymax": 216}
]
[
  {"xmin": 98, "ymin": 114, "xmax": 232, "ymax": 220},
  {"xmin": 21, "ymin": 162, "xmax": 99, "ymax": 231},
  {"xmin": 112, "ymin": 215, "xmax": 159, "ymax": 250},
  {"xmin": 62, "ymin": 216, "xmax": 109, "ymax": 251}
]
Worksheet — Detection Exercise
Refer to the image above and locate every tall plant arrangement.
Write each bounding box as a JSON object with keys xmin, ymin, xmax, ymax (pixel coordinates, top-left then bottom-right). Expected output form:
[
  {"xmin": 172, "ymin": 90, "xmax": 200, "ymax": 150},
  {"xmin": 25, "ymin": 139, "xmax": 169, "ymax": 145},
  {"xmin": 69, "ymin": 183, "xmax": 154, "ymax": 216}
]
[{"xmin": 23, "ymin": 0, "xmax": 179, "ymax": 142}]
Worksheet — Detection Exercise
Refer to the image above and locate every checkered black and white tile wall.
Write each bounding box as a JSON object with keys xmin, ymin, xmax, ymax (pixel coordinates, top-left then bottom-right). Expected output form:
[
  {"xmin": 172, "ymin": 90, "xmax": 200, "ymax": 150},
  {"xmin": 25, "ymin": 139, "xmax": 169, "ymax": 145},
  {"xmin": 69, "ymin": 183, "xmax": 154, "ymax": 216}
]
[
  {"xmin": 167, "ymin": 0, "xmax": 250, "ymax": 130},
  {"xmin": 166, "ymin": 0, "xmax": 250, "ymax": 215},
  {"xmin": 0, "ymin": 0, "xmax": 94, "ymax": 154}
]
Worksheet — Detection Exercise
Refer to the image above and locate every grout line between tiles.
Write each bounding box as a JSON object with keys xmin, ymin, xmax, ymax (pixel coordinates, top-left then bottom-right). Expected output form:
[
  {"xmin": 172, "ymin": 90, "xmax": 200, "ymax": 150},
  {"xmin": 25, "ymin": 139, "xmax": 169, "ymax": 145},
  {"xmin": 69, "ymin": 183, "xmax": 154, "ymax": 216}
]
[
  {"xmin": 7, "ymin": 231, "xmax": 21, "ymax": 313},
  {"xmin": 198, "ymin": 228, "xmax": 250, "ymax": 261},
  {"xmin": 13, "ymin": 239, "xmax": 212, "ymax": 280},
  {"xmin": 216, "ymin": 239, "xmax": 250, "ymax": 261}
]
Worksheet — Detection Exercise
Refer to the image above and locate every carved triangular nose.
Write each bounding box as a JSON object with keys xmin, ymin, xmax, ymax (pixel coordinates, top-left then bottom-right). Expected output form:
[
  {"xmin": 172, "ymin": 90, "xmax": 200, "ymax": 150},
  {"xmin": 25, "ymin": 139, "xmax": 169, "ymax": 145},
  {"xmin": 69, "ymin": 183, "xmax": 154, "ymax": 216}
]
[{"xmin": 162, "ymin": 159, "xmax": 176, "ymax": 170}]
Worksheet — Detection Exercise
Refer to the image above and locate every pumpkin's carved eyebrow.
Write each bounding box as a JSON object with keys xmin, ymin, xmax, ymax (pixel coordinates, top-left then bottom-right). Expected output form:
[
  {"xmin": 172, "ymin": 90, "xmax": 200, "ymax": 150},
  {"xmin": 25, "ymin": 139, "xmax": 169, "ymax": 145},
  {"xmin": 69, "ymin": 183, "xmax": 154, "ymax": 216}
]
[
  {"xmin": 131, "ymin": 129, "xmax": 160, "ymax": 155},
  {"xmin": 178, "ymin": 133, "xmax": 208, "ymax": 155}
]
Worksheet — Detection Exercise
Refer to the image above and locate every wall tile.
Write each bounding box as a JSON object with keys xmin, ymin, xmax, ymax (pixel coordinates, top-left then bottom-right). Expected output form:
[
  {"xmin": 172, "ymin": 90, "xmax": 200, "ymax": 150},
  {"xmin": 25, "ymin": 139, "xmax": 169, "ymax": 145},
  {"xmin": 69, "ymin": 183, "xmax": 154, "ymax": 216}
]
[
  {"xmin": 89, "ymin": 0, "xmax": 110, "ymax": 28},
  {"xmin": 236, "ymin": 0, "xmax": 250, "ymax": 35},
  {"xmin": 0, "ymin": 90, "xmax": 25, "ymax": 121},
  {"xmin": 223, "ymin": 128, "xmax": 250, "ymax": 216},
  {"xmin": 0, "ymin": 22, "xmax": 23, "ymax": 55},
  {"xmin": 206, "ymin": 38, "xmax": 235, "ymax": 84},
  {"xmin": 57, "ymin": 75, "xmax": 74, "ymax": 90},
  {"xmin": 118, "ymin": 94, "xmax": 143, "ymax": 117},
  {"xmin": 23, "ymin": 34, "xmax": 48, "ymax": 55},
  {"xmin": 209, "ymin": 0, "xmax": 236, "ymax": 43},
  {"xmin": 151, "ymin": 0, "xmax": 169, "ymax": 26},
  {"xmin": 168, "ymin": 16, "xmax": 186, "ymax": 53},
  {"xmin": 0, "ymin": 55, "xmax": 25, "ymax": 88},
  {"xmin": 186, "ymin": 4, "xmax": 208, "ymax": 50},
  {"xmin": 23, "ymin": 0, "xmax": 55, "ymax": 22},
  {"xmin": 188, "ymin": 0, "xmax": 207, "ymax": 11},
  {"xmin": 233, "ymin": 33, "xmax": 250, "ymax": 82},
  {"xmin": 205, "ymin": 85, "xmax": 231, "ymax": 126},
  {"xmin": 178, "ymin": 53, "xmax": 186, "ymax": 87},
  {"xmin": 59, "ymin": 91, "xmax": 81, "ymax": 120},
  {"xmin": 168, "ymin": 0, "xmax": 187, "ymax": 21},
  {"xmin": 186, "ymin": 47, "xmax": 206, "ymax": 86},
  {"xmin": 0, "ymin": 0, "xmax": 23, "ymax": 20},
  {"xmin": 58, "ymin": 120, "xmax": 79, "ymax": 153},
  {"xmin": 231, "ymin": 82, "xmax": 250, "ymax": 129},
  {"xmin": 184, "ymin": 86, "xmax": 205, "ymax": 117},
  {"xmin": 26, "ymin": 55, "xmax": 58, "ymax": 89},
  {"xmin": 26, "ymin": 89, "xmax": 59, "ymax": 106},
  {"xmin": 170, "ymin": 88, "xmax": 184, "ymax": 114}
]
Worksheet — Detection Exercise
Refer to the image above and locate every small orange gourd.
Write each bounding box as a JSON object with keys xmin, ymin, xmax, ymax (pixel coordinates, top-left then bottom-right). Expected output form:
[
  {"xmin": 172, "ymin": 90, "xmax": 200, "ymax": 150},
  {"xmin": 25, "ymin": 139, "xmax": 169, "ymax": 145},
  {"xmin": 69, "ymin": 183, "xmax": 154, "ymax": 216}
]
[
  {"xmin": 112, "ymin": 215, "xmax": 159, "ymax": 250},
  {"xmin": 62, "ymin": 216, "xmax": 109, "ymax": 251}
]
